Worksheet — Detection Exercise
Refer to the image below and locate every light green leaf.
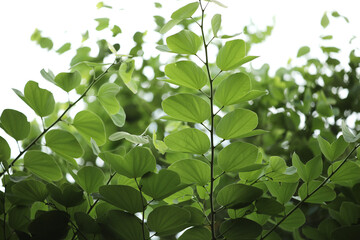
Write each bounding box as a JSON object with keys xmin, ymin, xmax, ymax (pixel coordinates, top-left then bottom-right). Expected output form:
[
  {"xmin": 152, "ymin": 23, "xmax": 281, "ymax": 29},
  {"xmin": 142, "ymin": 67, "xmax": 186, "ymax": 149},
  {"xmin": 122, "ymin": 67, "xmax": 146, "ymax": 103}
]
[
  {"xmin": 152, "ymin": 131, "xmax": 168, "ymax": 154},
  {"xmin": 97, "ymin": 83, "xmax": 121, "ymax": 115},
  {"xmin": 24, "ymin": 151, "xmax": 62, "ymax": 182},
  {"xmin": 100, "ymin": 185, "xmax": 145, "ymax": 214},
  {"xmin": 305, "ymin": 155, "xmax": 323, "ymax": 182},
  {"xmin": 292, "ymin": 152, "xmax": 307, "ymax": 181},
  {"xmin": 218, "ymin": 142, "xmax": 258, "ymax": 172},
  {"xmin": 101, "ymin": 147, "xmax": 156, "ymax": 178},
  {"xmin": 40, "ymin": 69, "xmax": 55, "ymax": 84},
  {"xmin": 156, "ymin": 44, "xmax": 174, "ymax": 52},
  {"xmin": 73, "ymin": 110, "xmax": 106, "ymax": 146},
  {"xmin": 166, "ymin": 30, "xmax": 202, "ymax": 54},
  {"xmin": 211, "ymin": 14, "xmax": 221, "ymax": 37},
  {"xmin": 14, "ymin": 81, "xmax": 55, "ymax": 117},
  {"xmin": 0, "ymin": 136, "xmax": 10, "ymax": 162},
  {"xmin": 45, "ymin": 129, "xmax": 84, "ymax": 158},
  {"xmin": 205, "ymin": 0, "xmax": 227, "ymax": 8},
  {"xmin": 54, "ymin": 71, "xmax": 81, "ymax": 92},
  {"xmin": 219, "ymin": 218, "xmax": 262, "ymax": 240},
  {"xmin": 147, "ymin": 205, "xmax": 191, "ymax": 236},
  {"xmin": 169, "ymin": 159, "xmax": 210, "ymax": 186},
  {"xmin": 318, "ymin": 135, "xmax": 348, "ymax": 161},
  {"xmin": 297, "ymin": 46, "xmax": 310, "ymax": 57},
  {"xmin": 0, "ymin": 109, "xmax": 30, "ymax": 140},
  {"xmin": 171, "ymin": 2, "xmax": 199, "ymax": 20},
  {"xmin": 216, "ymin": 39, "xmax": 247, "ymax": 70},
  {"xmin": 298, "ymin": 180, "xmax": 336, "ymax": 203},
  {"xmin": 12, "ymin": 180, "xmax": 48, "ymax": 202},
  {"xmin": 95, "ymin": 18, "xmax": 109, "ymax": 31},
  {"xmin": 217, "ymin": 183, "xmax": 262, "ymax": 209},
  {"xmin": 164, "ymin": 128, "xmax": 210, "ymax": 154},
  {"xmin": 56, "ymin": 43, "xmax": 71, "ymax": 54},
  {"xmin": 214, "ymin": 73, "xmax": 251, "ymax": 106},
  {"xmin": 179, "ymin": 227, "xmax": 211, "ymax": 240},
  {"xmin": 109, "ymin": 131, "xmax": 148, "ymax": 144},
  {"xmin": 90, "ymin": 138, "xmax": 100, "ymax": 156},
  {"xmin": 216, "ymin": 108, "xmax": 258, "ymax": 139},
  {"xmin": 342, "ymin": 121, "xmax": 360, "ymax": 143},
  {"xmin": 317, "ymin": 136, "xmax": 332, "ymax": 161},
  {"xmin": 321, "ymin": 12, "xmax": 329, "ymax": 28},
  {"xmin": 119, "ymin": 59, "xmax": 137, "ymax": 93},
  {"xmin": 265, "ymin": 182, "xmax": 298, "ymax": 204},
  {"xmin": 162, "ymin": 93, "xmax": 210, "ymax": 123},
  {"xmin": 159, "ymin": 19, "xmax": 182, "ymax": 34},
  {"xmin": 140, "ymin": 169, "xmax": 185, "ymax": 200},
  {"xmin": 328, "ymin": 161, "xmax": 360, "ymax": 183},
  {"xmin": 236, "ymin": 90, "xmax": 267, "ymax": 102},
  {"xmin": 111, "ymin": 25, "xmax": 122, "ymax": 37},
  {"xmin": 110, "ymin": 107, "xmax": 126, "ymax": 127},
  {"xmin": 77, "ymin": 166, "xmax": 105, "ymax": 193},
  {"xmin": 164, "ymin": 61, "xmax": 207, "ymax": 89}
]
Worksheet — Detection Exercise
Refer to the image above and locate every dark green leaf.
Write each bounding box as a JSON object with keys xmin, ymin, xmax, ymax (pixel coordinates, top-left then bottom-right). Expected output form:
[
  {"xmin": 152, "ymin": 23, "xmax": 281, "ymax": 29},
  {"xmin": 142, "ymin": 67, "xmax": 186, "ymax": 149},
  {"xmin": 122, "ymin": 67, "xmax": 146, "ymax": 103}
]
[
  {"xmin": 47, "ymin": 183, "xmax": 85, "ymax": 208},
  {"xmin": 8, "ymin": 206, "xmax": 30, "ymax": 231},
  {"xmin": 0, "ymin": 109, "xmax": 30, "ymax": 140},
  {"xmin": 219, "ymin": 218, "xmax": 262, "ymax": 240},
  {"xmin": 12, "ymin": 180, "xmax": 48, "ymax": 202},
  {"xmin": 0, "ymin": 136, "xmax": 10, "ymax": 162},
  {"xmin": 179, "ymin": 227, "xmax": 211, "ymax": 240},
  {"xmin": 255, "ymin": 198, "xmax": 284, "ymax": 215},
  {"xmin": 28, "ymin": 211, "xmax": 70, "ymax": 239},
  {"xmin": 276, "ymin": 207, "xmax": 305, "ymax": 231},
  {"xmin": 332, "ymin": 225, "xmax": 360, "ymax": 240},
  {"xmin": 45, "ymin": 129, "xmax": 84, "ymax": 158},
  {"xmin": 74, "ymin": 212, "xmax": 100, "ymax": 234}
]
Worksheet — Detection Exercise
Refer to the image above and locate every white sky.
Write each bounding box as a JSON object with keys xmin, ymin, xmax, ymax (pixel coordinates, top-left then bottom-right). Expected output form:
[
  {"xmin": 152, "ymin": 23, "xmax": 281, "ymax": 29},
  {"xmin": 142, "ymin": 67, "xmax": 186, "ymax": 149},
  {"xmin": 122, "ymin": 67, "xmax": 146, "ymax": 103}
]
[{"xmin": 0, "ymin": 0, "xmax": 359, "ymax": 154}]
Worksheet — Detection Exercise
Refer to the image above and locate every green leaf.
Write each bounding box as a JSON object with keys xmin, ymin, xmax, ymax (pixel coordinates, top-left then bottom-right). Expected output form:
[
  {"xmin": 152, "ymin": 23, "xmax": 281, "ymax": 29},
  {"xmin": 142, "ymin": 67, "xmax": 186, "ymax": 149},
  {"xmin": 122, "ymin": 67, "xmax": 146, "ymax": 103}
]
[
  {"xmin": 28, "ymin": 211, "xmax": 70, "ymax": 239},
  {"xmin": 321, "ymin": 12, "xmax": 329, "ymax": 28},
  {"xmin": 109, "ymin": 131, "xmax": 148, "ymax": 144},
  {"xmin": 140, "ymin": 169, "xmax": 185, "ymax": 200},
  {"xmin": 297, "ymin": 46, "xmax": 310, "ymax": 57},
  {"xmin": 216, "ymin": 39, "xmax": 247, "ymax": 70},
  {"xmin": 328, "ymin": 161, "xmax": 360, "ymax": 183},
  {"xmin": 102, "ymin": 147, "xmax": 155, "ymax": 178},
  {"xmin": 45, "ymin": 129, "xmax": 84, "ymax": 158},
  {"xmin": 152, "ymin": 131, "xmax": 168, "ymax": 154},
  {"xmin": 56, "ymin": 43, "xmax": 71, "ymax": 54},
  {"xmin": 97, "ymin": 83, "xmax": 121, "ymax": 115},
  {"xmin": 179, "ymin": 227, "xmax": 212, "ymax": 240},
  {"xmin": 169, "ymin": 159, "xmax": 210, "ymax": 186},
  {"xmin": 77, "ymin": 166, "xmax": 105, "ymax": 193},
  {"xmin": 162, "ymin": 93, "xmax": 210, "ymax": 123},
  {"xmin": 332, "ymin": 225, "xmax": 360, "ymax": 240},
  {"xmin": 164, "ymin": 61, "xmax": 208, "ymax": 89},
  {"xmin": 147, "ymin": 205, "xmax": 191, "ymax": 236},
  {"xmin": 236, "ymin": 89, "xmax": 267, "ymax": 102},
  {"xmin": 214, "ymin": 73, "xmax": 251, "ymax": 106},
  {"xmin": 298, "ymin": 181, "xmax": 336, "ymax": 203},
  {"xmin": 103, "ymin": 210, "xmax": 148, "ymax": 240},
  {"xmin": 54, "ymin": 71, "xmax": 81, "ymax": 92},
  {"xmin": 342, "ymin": 121, "xmax": 360, "ymax": 143},
  {"xmin": 166, "ymin": 30, "xmax": 202, "ymax": 54},
  {"xmin": 218, "ymin": 142, "xmax": 258, "ymax": 172},
  {"xmin": 171, "ymin": 2, "xmax": 199, "ymax": 20},
  {"xmin": 164, "ymin": 128, "xmax": 210, "ymax": 154},
  {"xmin": 40, "ymin": 69, "xmax": 55, "ymax": 84},
  {"xmin": 211, "ymin": 14, "xmax": 221, "ymax": 37},
  {"xmin": 74, "ymin": 212, "xmax": 100, "ymax": 234},
  {"xmin": 159, "ymin": 19, "xmax": 182, "ymax": 34},
  {"xmin": 318, "ymin": 135, "xmax": 348, "ymax": 161},
  {"xmin": 0, "ymin": 136, "xmax": 10, "ymax": 162},
  {"xmin": 316, "ymin": 91, "xmax": 333, "ymax": 117},
  {"xmin": 39, "ymin": 37, "xmax": 53, "ymax": 50},
  {"xmin": 255, "ymin": 198, "xmax": 284, "ymax": 215},
  {"xmin": 205, "ymin": 0, "xmax": 227, "ymax": 8},
  {"xmin": 91, "ymin": 138, "xmax": 100, "ymax": 156},
  {"xmin": 304, "ymin": 155, "xmax": 323, "ymax": 182},
  {"xmin": 292, "ymin": 152, "xmax": 307, "ymax": 181},
  {"xmin": 219, "ymin": 218, "xmax": 262, "ymax": 240},
  {"xmin": 73, "ymin": 110, "xmax": 106, "ymax": 146},
  {"xmin": 24, "ymin": 151, "xmax": 62, "ymax": 182},
  {"xmin": 15, "ymin": 81, "xmax": 55, "ymax": 117},
  {"xmin": 109, "ymin": 107, "xmax": 126, "ymax": 127},
  {"xmin": 265, "ymin": 182, "xmax": 298, "ymax": 204},
  {"xmin": 47, "ymin": 183, "xmax": 85, "ymax": 208},
  {"xmin": 95, "ymin": 18, "xmax": 109, "ymax": 30},
  {"xmin": 12, "ymin": 180, "xmax": 48, "ymax": 202},
  {"xmin": 100, "ymin": 185, "xmax": 145, "ymax": 214},
  {"xmin": 119, "ymin": 59, "xmax": 137, "ymax": 93},
  {"xmin": 8, "ymin": 206, "xmax": 30, "ymax": 231},
  {"xmin": 111, "ymin": 25, "xmax": 122, "ymax": 37},
  {"xmin": 217, "ymin": 183, "xmax": 263, "ymax": 209},
  {"xmin": 276, "ymin": 207, "xmax": 305, "ymax": 231},
  {"xmin": 216, "ymin": 108, "xmax": 258, "ymax": 139},
  {"xmin": 0, "ymin": 109, "xmax": 30, "ymax": 140}
]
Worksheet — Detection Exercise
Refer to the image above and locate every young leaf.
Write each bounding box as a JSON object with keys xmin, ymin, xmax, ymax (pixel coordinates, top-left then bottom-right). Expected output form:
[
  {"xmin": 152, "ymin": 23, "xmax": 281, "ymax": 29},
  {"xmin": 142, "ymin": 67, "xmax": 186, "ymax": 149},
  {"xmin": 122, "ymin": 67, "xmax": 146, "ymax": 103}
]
[
  {"xmin": 218, "ymin": 142, "xmax": 258, "ymax": 172},
  {"xmin": 54, "ymin": 71, "xmax": 81, "ymax": 92},
  {"xmin": 56, "ymin": 43, "xmax": 71, "ymax": 54},
  {"xmin": 45, "ymin": 129, "xmax": 84, "ymax": 158},
  {"xmin": 171, "ymin": 2, "xmax": 199, "ymax": 20},
  {"xmin": 95, "ymin": 18, "xmax": 109, "ymax": 31},
  {"xmin": 321, "ymin": 12, "xmax": 329, "ymax": 28},
  {"xmin": 318, "ymin": 135, "xmax": 348, "ymax": 161},
  {"xmin": 162, "ymin": 93, "xmax": 210, "ymax": 123},
  {"xmin": 77, "ymin": 166, "xmax": 105, "ymax": 193},
  {"xmin": 110, "ymin": 107, "xmax": 126, "ymax": 127},
  {"xmin": 147, "ymin": 205, "xmax": 191, "ymax": 236},
  {"xmin": 217, "ymin": 183, "xmax": 263, "ymax": 209},
  {"xmin": 0, "ymin": 109, "xmax": 30, "ymax": 141},
  {"xmin": 99, "ymin": 185, "xmax": 145, "ymax": 214},
  {"xmin": 111, "ymin": 25, "xmax": 122, "ymax": 37},
  {"xmin": 169, "ymin": 159, "xmax": 210, "ymax": 186},
  {"xmin": 166, "ymin": 30, "xmax": 202, "ymax": 54},
  {"xmin": 219, "ymin": 218, "xmax": 262, "ymax": 240},
  {"xmin": 97, "ymin": 83, "xmax": 121, "ymax": 115},
  {"xmin": 90, "ymin": 138, "xmax": 100, "ymax": 156},
  {"xmin": 164, "ymin": 61, "xmax": 208, "ymax": 90},
  {"xmin": 216, "ymin": 109, "xmax": 258, "ymax": 139},
  {"xmin": 214, "ymin": 73, "xmax": 251, "ymax": 106},
  {"xmin": 164, "ymin": 128, "xmax": 210, "ymax": 154},
  {"xmin": 317, "ymin": 136, "xmax": 332, "ymax": 161},
  {"xmin": 211, "ymin": 14, "xmax": 221, "ymax": 37},
  {"xmin": 297, "ymin": 46, "xmax": 310, "ymax": 57},
  {"xmin": 216, "ymin": 39, "xmax": 247, "ymax": 70},
  {"xmin": 73, "ymin": 110, "xmax": 106, "ymax": 146},
  {"xmin": 109, "ymin": 131, "xmax": 148, "ymax": 144},
  {"xmin": 24, "ymin": 151, "xmax": 63, "ymax": 182},
  {"xmin": 119, "ymin": 59, "xmax": 137, "ymax": 93}
]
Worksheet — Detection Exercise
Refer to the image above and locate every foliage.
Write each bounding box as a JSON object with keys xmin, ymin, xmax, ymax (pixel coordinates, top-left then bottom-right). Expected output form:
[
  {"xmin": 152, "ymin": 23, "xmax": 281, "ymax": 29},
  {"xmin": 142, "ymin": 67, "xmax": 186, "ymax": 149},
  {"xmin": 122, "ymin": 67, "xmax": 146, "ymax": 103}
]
[{"xmin": 1, "ymin": 1, "xmax": 360, "ymax": 239}]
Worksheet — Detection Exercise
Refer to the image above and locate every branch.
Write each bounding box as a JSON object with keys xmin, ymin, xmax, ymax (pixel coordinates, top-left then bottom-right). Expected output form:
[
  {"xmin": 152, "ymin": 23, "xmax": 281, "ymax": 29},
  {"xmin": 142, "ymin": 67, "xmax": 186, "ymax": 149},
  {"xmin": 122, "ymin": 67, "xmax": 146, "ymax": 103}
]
[
  {"xmin": 135, "ymin": 178, "xmax": 147, "ymax": 240},
  {"xmin": 261, "ymin": 143, "xmax": 360, "ymax": 239},
  {"xmin": 0, "ymin": 62, "xmax": 115, "ymax": 178}
]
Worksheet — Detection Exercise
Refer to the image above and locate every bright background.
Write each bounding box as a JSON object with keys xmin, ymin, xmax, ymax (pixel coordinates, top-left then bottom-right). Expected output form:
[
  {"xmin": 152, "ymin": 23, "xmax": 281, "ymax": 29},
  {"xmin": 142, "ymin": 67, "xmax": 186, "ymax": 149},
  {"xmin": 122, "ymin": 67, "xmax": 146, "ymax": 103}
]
[{"xmin": 0, "ymin": 0, "xmax": 359, "ymax": 153}]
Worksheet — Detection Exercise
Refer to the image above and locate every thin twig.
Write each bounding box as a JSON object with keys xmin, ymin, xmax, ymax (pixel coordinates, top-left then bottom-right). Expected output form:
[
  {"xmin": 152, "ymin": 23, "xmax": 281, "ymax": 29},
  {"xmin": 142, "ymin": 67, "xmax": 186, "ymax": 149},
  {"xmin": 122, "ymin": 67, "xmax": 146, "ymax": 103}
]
[
  {"xmin": 195, "ymin": 54, "xmax": 206, "ymax": 64},
  {"xmin": 199, "ymin": 89, "xmax": 210, "ymax": 99},
  {"xmin": 135, "ymin": 178, "xmax": 147, "ymax": 240},
  {"xmin": 214, "ymin": 139, "xmax": 225, "ymax": 148},
  {"xmin": 201, "ymin": 123, "xmax": 211, "ymax": 132},
  {"xmin": 214, "ymin": 171, "xmax": 225, "ymax": 181},
  {"xmin": 214, "ymin": 106, "xmax": 224, "ymax": 116},
  {"xmin": 212, "ymin": 70, "xmax": 223, "ymax": 82}
]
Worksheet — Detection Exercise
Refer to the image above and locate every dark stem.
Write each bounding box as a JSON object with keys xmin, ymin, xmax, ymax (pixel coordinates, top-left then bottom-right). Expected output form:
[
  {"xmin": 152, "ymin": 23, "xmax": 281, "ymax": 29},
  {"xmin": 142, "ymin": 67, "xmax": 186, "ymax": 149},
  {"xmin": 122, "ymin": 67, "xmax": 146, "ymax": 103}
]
[
  {"xmin": 135, "ymin": 178, "xmax": 146, "ymax": 240},
  {"xmin": 0, "ymin": 62, "xmax": 115, "ymax": 178},
  {"xmin": 199, "ymin": 1, "xmax": 216, "ymax": 239},
  {"xmin": 261, "ymin": 143, "xmax": 360, "ymax": 239}
]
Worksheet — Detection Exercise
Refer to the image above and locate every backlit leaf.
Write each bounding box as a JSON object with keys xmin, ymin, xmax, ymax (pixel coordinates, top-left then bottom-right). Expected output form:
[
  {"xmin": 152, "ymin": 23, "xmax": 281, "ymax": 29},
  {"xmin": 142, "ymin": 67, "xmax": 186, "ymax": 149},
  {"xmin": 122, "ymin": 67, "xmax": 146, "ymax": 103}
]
[
  {"xmin": 171, "ymin": 2, "xmax": 199, "ymax": 20},
  {"xmin": 298, "ymin": 180, "xmax": 336, "ymax": 203},
  {"xmin": 342, "ymin": 121, "xmax": 360, "ymax": 143},
  {"xmin": 24, "ymin": 151, "xmax": 62, "ymax": 182},
  {"xmin": 45, "ymin": 129, "xmax": 84, "ymax": 158},
  {"xmin": 0, "ymin": 136, "xmax": 10, "ymax": 162},
  {"xmin": 297, "ymin": 46, "xmax": 310, "ymax": 57},
  {"xmin": 216, "ymin": 39, "xmax": 247, "ymax": 70},
  {"xmin": 54, "ymin": 71, "xmax": 81, "ymax": 92},
  {"xmin": 211, "ymin": 14, "xmax": 221, "ymax": 37},
  {"xmin": 328, "ymin": 161, "xmax": 360, "ymax": 183},
  {"xmin": 160, "ymin": 19, "xmax": 182, "ymax": 34},
  {"xmin": 321, "ymin": 12, "xmax": 329, "ymax": 28},
  {"xmin": 166, "ymin": 30, "xmax": 202, "ymax": 54},
  {"xmin": 56, "ymin": 43, "xmax": 71, "ymax": 54},
  {"xmin": 169, "ymin": 159, "xmax": 210, "ymax": 186},
  {"xmin": 97, "ymin": 83, "xmax": 121, "ymax": 115},
  {"xmin": 0, "ymin": 109, "xmax": 30, "ymax": 140},
  {"xmin": 77, "ymin": 166, "xmax": 105, "ymax": 193},
  {"xmin": 119, "ymin": 59, "xmax": 137, "ymax": 93},
  {"xmin": 109, "ymin": 131, "xmax": 148, "ymax": 144},
  {"xmin": 95, "ymin": 18, "xmax": 109, "ymax": 31},
  {"xmin": 73, "ymin": 110, "xmax": 106, "ymax": 146}
]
